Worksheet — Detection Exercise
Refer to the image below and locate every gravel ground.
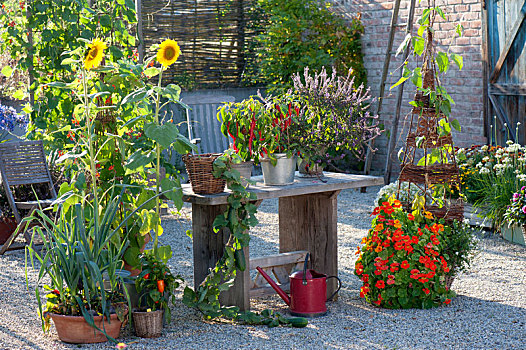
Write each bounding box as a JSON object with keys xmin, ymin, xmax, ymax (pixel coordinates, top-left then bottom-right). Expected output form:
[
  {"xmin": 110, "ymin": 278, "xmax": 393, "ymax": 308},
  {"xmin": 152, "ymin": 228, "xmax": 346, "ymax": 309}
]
[{"xmin": 1, "ymin": 187, "xmax": 525, "ymax": 350}]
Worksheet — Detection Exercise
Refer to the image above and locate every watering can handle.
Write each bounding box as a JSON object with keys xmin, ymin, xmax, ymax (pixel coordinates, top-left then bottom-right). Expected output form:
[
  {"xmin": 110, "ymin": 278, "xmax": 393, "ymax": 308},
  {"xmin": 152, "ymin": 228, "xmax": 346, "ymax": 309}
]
[
  {"xmin": 302, "ymin": 253, "xmax": 309, "ymax": 285},
  {"xmin": 326, "ymin": 276, "xmax": 342, "ymax": 301}
]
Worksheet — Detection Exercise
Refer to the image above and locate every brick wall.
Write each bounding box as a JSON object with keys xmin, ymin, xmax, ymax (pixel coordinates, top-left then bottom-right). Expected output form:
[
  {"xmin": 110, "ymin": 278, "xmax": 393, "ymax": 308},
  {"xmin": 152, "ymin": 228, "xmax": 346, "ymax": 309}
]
[{"xmin": 332, "ymin": 0, "xmax": 487, "ymax": 174}]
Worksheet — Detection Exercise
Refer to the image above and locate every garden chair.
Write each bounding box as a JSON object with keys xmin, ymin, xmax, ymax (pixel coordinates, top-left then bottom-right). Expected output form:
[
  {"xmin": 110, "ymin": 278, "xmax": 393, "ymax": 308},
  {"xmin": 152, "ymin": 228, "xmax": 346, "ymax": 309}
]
[{"xmin": 0, "ymin": 140, "xmax": 57, "ymax": 254}]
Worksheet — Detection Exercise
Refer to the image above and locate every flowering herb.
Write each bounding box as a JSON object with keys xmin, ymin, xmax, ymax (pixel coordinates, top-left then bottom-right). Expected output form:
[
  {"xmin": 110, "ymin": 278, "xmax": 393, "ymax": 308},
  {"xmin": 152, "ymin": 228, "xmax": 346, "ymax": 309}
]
[
  {"xmin": 355, "ymin": 197, "xmax": 456, "ymax": 309},
  {"xmin": 0, "ymin": 103, "xmax": 28, "ymax": 142},
  {"xmin": 291, "ymin": 67, "xmax": 381, "ymax": 169}
]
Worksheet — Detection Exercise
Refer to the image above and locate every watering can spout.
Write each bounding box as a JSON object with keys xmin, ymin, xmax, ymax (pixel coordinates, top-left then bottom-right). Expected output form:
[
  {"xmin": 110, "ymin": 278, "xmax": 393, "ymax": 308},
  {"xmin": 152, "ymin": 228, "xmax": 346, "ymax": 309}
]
[{"xmin": 256, "ymin": 266, "xmax": 291, "ymax": 306}]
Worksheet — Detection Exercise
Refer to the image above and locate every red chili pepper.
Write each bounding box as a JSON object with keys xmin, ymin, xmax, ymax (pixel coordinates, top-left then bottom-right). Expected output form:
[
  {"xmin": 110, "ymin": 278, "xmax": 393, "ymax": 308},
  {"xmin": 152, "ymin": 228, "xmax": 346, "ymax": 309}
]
[
  {"xmin": 226, "ymin": 123, "xmax": 238, "ymax": 152},
  {"xmin": 157, "ymin": 280, "xmax": 165, "ymax": 294},
  {"xmin": 248, "ymin": 116, "xmax": 256, "ymax": 156},
  {"xmin": 144, "ymin": 273, "xmax": 149, "ymax": 280},
  {"xmin": 52, "ymin": 289, "xmax": 60, "ymax": 295}
]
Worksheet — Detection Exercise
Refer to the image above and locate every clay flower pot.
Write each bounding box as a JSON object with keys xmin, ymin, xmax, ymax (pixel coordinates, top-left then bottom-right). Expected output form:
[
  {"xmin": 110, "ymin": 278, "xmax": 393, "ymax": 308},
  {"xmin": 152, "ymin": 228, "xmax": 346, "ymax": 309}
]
[
  {"xmin": 49, "ymin": 311, "xmax": 125, "ymax": 344},
  {"xmin": 0, "ymin": 217, "xmax": 17, "ymax": 245}
]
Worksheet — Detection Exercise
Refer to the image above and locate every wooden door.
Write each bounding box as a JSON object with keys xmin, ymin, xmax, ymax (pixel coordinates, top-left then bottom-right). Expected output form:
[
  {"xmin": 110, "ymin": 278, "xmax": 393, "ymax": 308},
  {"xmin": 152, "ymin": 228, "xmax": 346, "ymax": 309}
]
[{"xmin": 486, "ymin": 0, "xmax": 526, "ymax": 144}]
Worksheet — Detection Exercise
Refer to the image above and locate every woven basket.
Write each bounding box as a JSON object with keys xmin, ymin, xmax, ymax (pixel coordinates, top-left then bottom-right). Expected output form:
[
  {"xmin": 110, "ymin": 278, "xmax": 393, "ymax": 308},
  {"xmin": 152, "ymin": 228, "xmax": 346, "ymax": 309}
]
[
  {"xmin": 132, "ymin": 310, "xmax": 163, "ymax": 338},
  {"xmin": 182, "ymin": 153, "xmax": 226, "ymax": 194}
]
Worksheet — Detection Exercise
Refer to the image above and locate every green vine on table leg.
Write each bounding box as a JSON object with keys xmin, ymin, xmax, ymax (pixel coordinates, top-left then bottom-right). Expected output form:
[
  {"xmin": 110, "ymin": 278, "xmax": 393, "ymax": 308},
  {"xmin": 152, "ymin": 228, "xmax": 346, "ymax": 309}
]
[{"xmin": 182, "ymin": 151, "xmax": 308, "ymax": 328}]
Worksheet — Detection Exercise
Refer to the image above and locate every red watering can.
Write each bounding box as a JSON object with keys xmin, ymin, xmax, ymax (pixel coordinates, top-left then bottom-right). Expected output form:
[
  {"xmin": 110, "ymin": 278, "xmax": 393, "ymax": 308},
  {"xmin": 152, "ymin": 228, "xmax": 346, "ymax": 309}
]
[{"xmin": 256, "ymin": 253, "xmax": 341, "ymax": 317}]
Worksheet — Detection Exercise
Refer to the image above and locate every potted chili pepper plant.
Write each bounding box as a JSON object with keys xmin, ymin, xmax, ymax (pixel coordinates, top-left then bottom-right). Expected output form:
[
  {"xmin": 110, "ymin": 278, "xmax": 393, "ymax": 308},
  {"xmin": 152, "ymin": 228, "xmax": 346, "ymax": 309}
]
[
  {"xmin": 258, "ymin": 93, "xmax": 300, "ymax": 185},
  {"xmin": 133, "ymin": 251, "xmax": 183, "ymax": 338}
]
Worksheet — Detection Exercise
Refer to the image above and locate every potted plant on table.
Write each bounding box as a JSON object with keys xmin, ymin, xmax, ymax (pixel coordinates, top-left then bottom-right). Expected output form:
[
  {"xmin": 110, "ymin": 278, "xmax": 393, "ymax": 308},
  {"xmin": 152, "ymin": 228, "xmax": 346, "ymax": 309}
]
[
  {"xmin": 133, "ymin": 251, "xmax": 183, "ymax": 338},
  {"xmin": 258, "ymin": 93, "xmax": 300, "ymax": 186},
  {"xmin": 290, "ymin": 67, "xmax": 380, "ymax": 176}
]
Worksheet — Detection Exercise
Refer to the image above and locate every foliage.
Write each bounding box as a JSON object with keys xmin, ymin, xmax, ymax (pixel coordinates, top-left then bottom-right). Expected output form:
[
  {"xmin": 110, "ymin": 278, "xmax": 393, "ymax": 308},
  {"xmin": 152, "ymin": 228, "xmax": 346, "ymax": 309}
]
[
  {"xmin": 375, "ymin": 181, "xmax": 432, "ymax": 207},
  {"xmin": 291, "ymin": 67, "xmax": 381, "ymax": 168},
  {"xmin": 135, "ymin": 251, "xmax": 183, "ymax": 322},
  {"xmin": 182, "ymin": 152, "xmax": 307, "ymax": 328},
  {"xmin": 441, "ymin": 219, "xmax": 479, "ymax": 277},
  {"xmin": 217, "ymin": 97, "xmax": 266, "ymax": 164},
  {"xmin": 457, "ymin": 141, "xmax": 526, "ymax": 228},
  {"xmin": 0, "ymin": 0, "xmax": 136, "ymax": 142},
  {"xmin": 355, "ymin": 197, "xmax": 455, "ymax": 309},
  {"xmin": 253, "ymin": 0, "xmax": 366, "ymax": 92},
  {"xmin": 0, "ymin": 102, "xmax": 27, "ymax": 141}
]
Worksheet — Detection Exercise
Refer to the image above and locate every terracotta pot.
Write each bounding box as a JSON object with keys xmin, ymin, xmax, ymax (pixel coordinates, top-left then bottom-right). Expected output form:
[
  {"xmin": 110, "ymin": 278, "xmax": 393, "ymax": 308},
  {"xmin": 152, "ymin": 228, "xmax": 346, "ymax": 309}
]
[
  {"xmin": 49, "ymin": 312, "xmax": 125, "ymax": 344},
  {"xmin": 0, "ymin": 217, "xmax": 17, "ymax": 245},
  {"xmin": 123, "ymin": 233, "xmax": 151, "ymax": 277}
]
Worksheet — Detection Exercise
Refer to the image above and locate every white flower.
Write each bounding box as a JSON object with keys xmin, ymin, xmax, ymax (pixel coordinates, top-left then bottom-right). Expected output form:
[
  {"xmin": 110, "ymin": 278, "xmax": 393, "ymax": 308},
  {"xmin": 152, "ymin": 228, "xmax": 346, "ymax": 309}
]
[
  {"xmin": 481, "ymin": 145, "xmax": 489, "ymax": 151},
  {"xmin": 506, "ymin": 143, "xmax": 521, "ymax": 153},
  {"xmin": 479, "ymin": 167, "xmax": 490, "ymax": 174},
  {"xmin": 496, "ymin": 148, "xmax": 504, "ymax": 154},
  {"xmin": 482, "ymin": 156, "xmax": 490, "ymax": 162},
  {"xmin": 517, "ymin": 174, "xmax": 526, "ymax": 182},
  {"xmin": 506, "ymin": 140, "xmax": 514, "ymax": 145},
  {"xmin": 476, "ymin": 162, "xmax": 483, "ymax": 169}
]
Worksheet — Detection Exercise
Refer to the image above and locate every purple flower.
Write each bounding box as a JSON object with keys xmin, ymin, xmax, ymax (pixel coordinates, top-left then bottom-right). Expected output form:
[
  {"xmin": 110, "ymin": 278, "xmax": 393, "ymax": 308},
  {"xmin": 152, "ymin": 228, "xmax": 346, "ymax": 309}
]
[
  {"xmin": 522, "ymin": 205, "xmax": 526, "ymax": 214},
  {"xmin": 522, "ymin": 186, "xmax": 526, "ymax": 192},
  {"xmin": 513, "ymin": 193, "xmax": 520, "ymax": 202}
]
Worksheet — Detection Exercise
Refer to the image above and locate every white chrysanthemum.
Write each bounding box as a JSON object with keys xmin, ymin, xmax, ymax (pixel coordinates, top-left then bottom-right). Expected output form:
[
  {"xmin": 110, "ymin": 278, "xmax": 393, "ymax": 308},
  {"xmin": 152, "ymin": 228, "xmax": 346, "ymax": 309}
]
[
  {"xmin": 479, "ymin": 167, "xmax": 490, "ymax": 174},
  {"xmin": 481, "ymin": 145, "xmax": 489, "ymax": 151}
]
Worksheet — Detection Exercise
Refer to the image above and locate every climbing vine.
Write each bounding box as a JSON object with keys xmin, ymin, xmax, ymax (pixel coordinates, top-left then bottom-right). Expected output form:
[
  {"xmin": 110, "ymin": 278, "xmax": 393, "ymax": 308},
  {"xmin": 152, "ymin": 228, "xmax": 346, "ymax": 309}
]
[{"xmin": 182, "ymin": 151, "xmax": 308, "ymax": 328}]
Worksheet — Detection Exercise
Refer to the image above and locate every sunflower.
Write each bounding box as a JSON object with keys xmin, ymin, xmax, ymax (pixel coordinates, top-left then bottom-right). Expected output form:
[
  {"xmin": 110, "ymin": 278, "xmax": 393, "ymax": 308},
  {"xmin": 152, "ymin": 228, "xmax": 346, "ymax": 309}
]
[
  {"xmin": 84, "ymin": 39, "xmax": 107, "ymax": 70},
  {"xmin": 157, "ymin": 39, "xmax": 181, "ymax": 67}
]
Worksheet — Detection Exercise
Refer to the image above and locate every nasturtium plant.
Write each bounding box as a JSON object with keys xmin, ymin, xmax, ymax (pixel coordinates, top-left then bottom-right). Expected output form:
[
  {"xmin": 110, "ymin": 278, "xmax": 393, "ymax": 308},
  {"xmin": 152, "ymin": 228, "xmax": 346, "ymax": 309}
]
[{"xmin": 355, "ymin": 197, "xmax": 456, "ymax": 309}]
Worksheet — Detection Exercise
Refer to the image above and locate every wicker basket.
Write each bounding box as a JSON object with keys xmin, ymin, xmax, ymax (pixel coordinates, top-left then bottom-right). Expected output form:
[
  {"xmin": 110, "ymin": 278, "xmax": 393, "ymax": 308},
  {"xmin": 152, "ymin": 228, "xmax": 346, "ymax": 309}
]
[
  {"xmin": 132, "ymin": 310, "xmax": 163, "ymax": 338},
  {"xmin": 182, "ymin": 153, "xmax": 226, "ymax": 194}
]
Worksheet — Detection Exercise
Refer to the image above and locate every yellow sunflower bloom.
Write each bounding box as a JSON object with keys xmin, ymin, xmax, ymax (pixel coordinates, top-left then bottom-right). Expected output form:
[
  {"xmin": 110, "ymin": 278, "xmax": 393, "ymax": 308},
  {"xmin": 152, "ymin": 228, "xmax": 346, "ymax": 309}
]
[
  {"xmin": 157, "ymin": 39, "xmax": 181, "ymax": 67},
  {"xmin": 84, "ymin": 39, "xmax": 107, "ymax": 70}
]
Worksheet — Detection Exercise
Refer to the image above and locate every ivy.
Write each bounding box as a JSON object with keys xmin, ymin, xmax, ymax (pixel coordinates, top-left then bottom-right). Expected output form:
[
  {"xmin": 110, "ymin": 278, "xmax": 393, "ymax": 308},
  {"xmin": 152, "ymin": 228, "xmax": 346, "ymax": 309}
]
[{"xmin": 182, "ymin": 151, "xmax": 308, "ymax": 328}]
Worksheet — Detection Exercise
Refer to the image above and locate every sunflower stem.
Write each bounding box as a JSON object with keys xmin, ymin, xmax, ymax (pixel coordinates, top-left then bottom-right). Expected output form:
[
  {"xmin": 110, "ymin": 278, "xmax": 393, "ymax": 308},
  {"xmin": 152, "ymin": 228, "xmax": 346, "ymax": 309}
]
[
  {"xmin": 82, "ymin": 68, "xmax": 100, "ymax": 232},
  {"xmin": 153, "ymin": 66, "xmax": 164, "ymax": 256}
]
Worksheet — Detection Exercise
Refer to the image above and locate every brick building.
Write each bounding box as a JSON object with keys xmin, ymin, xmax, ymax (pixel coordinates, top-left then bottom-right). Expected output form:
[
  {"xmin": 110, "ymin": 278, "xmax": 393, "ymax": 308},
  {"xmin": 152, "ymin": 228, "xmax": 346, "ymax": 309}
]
[{"xmin": 333, "ymin": 0, "xmax": 487, "ymax": 173}]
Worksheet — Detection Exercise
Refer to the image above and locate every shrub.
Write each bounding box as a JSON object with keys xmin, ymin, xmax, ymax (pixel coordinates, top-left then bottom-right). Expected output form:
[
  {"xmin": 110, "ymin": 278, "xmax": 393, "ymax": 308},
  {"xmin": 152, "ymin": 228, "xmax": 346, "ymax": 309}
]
[
  {"xmin": 355, "ymin": 198, "xmax": 456, "ymax": 309},
  {"xmin": 253, "ymin": 0, "xmax": 366, "ymax": 92}
]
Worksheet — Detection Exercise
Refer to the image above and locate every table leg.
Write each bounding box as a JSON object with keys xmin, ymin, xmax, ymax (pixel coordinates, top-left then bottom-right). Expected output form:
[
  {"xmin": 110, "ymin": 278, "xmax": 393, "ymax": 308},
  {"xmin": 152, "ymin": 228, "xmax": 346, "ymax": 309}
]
[
  {"xmin": 192, "ymin": 203, "xmax": 251, "ymax": 311},
  {"xmin": 278, "ymin": 190, "xmax": 341, "ymax": 299}
]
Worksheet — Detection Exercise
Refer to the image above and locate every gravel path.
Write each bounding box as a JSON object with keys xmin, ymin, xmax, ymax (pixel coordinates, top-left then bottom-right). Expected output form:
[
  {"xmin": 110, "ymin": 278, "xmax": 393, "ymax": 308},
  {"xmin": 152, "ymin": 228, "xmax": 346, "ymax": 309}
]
[{"xmin": 1, "ymin": 187, "xmax": 525, "ymax": 350}]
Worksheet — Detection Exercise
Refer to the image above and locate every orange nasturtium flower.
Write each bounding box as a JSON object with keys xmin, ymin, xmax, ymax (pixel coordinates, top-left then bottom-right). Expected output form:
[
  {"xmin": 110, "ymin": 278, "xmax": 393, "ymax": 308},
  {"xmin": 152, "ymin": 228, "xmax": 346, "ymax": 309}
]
[
  {"xmin": 374, "ymin": 223, "xmax": 384, "ymax": 232},
  {"xmin": 157, "ymin": 39, "xmax": 181, "ymax": 67},
  {"xmin": 84, "ymin": 38, "xmax": 107, "ymax": 70}
]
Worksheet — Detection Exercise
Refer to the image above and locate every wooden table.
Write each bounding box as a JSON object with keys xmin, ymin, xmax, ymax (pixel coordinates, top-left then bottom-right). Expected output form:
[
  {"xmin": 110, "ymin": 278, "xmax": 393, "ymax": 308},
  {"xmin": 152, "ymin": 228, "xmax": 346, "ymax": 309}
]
[{"xmin": 183, "ymin": 172, "xmax": 384, "ymax": 310}]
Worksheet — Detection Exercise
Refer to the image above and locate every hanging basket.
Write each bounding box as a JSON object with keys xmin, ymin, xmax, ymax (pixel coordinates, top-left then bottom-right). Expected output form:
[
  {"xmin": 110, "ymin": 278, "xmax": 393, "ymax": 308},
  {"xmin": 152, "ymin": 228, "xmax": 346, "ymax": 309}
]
[
  {"xmin": 132, "ymin": 310, "xmax": 163, "ymax": 338},
  {"xmin": 182, "ymin": 153, "xmax": 226, "ymax": 194}
]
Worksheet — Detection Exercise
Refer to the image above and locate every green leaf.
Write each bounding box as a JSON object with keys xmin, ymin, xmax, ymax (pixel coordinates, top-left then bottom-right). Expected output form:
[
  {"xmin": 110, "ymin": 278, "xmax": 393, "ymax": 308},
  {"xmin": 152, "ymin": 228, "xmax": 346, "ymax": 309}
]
[
  {"xmin": 161, "ymin": 177, "xmax": 184, "ymax": 210},
  {"xmin": 144, "ymin": 67, "xmax": 160, "ymax": 78},
  {"xmin": 125, "ymin": 150, "xmax": 155, "ymax": 170},
  {"xmin": 172, "ymin": 133, "xmax": 197, "ymax": 154},
  {"xmin": 417, "ymin": 25, "xmax": 426, "ymax": 38},
  {"xmin": 1, "ymin": 66, "xmax": 13, "ymax": 78},
  {"xmin": 436, "ymin": 52, "xmax": 449, "ymax": 73},
  {"xmin": 451, "ymin": 118, "xmax": 461, "ymax": 132},
  {"xmin": 456, "ymin": 23, "xmax": 463, "ymax": 37},
  {"xmin": 144, "ymin": 122, "xmax": 179, "ymax": 148},
  {"xmin": 436, "ymin": 6, "xmax": 446, "ymax": 20},
  {"xmin": 450, "ymin": 53, "xmax": 463, "ymax": 70},
  {"xmin": 12, "ymin": 89, "xmax": 25, "ymax": 100},
  {"xmin": 413, "ymin": 36, "xmax": 425, "ymax": 56},
  {"xmin": 61, "ymin": 57, "xmax": 78, "ymax": 66},
  {"xmin": 396, "ymin": 33, "xmax": 412, "ymax": 56}
]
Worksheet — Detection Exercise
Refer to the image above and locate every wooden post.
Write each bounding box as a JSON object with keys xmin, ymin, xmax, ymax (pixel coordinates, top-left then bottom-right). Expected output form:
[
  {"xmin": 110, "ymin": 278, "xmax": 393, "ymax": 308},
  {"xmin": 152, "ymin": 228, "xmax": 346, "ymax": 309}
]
[
  {"xmin": 191, "ymin": 203, "xmax": 250, "ymax": 311},
  {"xmin": 26, "ymin": 0, "xmax": 34, "ymax": 106},
  {"xmin": 135, "ymin": 0, "xmax": 144, "ymax": 63},
  {"xmin": 480, "ymin": 0, "xmax": 490, "ymax": 142},
  {"xmin": 278, "ymin": 191, "xmax": 340, "ymax": 299}
]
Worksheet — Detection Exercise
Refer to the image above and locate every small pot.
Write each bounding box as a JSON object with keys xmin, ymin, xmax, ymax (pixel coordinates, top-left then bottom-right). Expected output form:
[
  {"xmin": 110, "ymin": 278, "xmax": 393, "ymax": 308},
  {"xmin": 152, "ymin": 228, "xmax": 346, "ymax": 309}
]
[
  {"xmin": 229, "ymin": 161, "xmax": 253, "ymax": 189},
  {"xmin": 133, "ymin": 309, "xmax": 164, "ymax": 338},
  {"xmin": 298, "ymin": 158, "xmax": 324, "ymax": 178},
  {"xmin": 0, "ymin": 217, "xmax": 17, "ymax": 245},
  {"xmin": 261, "ymin": 153, "xmax": 297, "ymax": 186},
  {"xmin": 50, "ymin": 311, "xmax": 126, "ymax": 344}
]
